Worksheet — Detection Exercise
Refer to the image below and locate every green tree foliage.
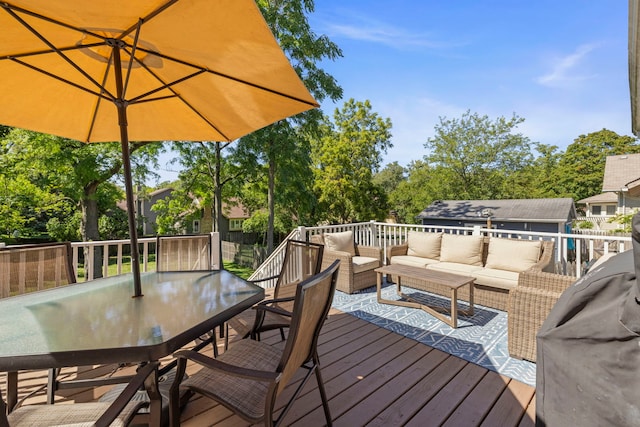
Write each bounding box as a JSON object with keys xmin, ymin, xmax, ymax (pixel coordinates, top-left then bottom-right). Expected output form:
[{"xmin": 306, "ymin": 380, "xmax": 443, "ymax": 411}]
[
  {"xmin": 388, "ymin": 160, "xmax": 437, "ymax": 224},
  {"xmin": 313, "ymin": 99, "xmax": 393, "ymax": 223},
  {"xmin": 557, "ymin": 129, "xmax": 639, "ymax": 201},
  {"xmin": 233, "ymin": 0, "xmax": 343, "ymax": 252},
  {"xmin": 424, "ymin": 111, "xmax": 534, "ymax": 200},
  {"xmin": 373, "ymin": 161, "xmax": 406, "ymax": 194}
]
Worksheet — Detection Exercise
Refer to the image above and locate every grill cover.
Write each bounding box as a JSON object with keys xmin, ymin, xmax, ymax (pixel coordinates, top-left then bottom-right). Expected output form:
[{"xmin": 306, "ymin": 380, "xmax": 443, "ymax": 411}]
[{"xmin": 536, "ymin": 214, "xmax": 640, "ymax": 426}]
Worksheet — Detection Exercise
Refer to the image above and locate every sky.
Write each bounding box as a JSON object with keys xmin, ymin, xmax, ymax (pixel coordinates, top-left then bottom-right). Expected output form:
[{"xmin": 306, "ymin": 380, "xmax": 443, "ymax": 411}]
[{"xmin": 153, "ymin": 1, "xmax": 631, "ymax": 182}]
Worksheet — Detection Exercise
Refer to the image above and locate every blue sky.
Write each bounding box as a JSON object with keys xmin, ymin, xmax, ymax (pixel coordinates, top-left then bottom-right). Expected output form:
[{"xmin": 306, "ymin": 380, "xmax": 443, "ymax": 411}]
[
  {"xmin": 152, "ymin": 1, "xmax": 630, "ymax": 182},
  {"xmin": 309, "ymin": 0, "xmax": 631, "ymax": 168}
]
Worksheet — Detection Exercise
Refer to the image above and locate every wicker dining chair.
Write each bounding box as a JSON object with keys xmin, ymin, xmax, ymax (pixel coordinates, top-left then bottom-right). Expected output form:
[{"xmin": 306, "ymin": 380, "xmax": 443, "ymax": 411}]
[
  {"xmin": 1, "ymin": 361, "xmax": 161, "ymax": 427},
  {"xmin": 169, "ymin": 259, "xmax": 340, "ymax": 427},
  {"xmin": 156, "ymin": 234, "xmax": 216, "ymax": 272},
  {"xmin": 156, "ymin": 233, "xmax": 224, "ymax": 356},
  {"xmin": 0, "ymin": 242, "xmax": 76, "ymax": 406},
  {"xmin": 225, "ymin": 239, "xmax": 324, "ymax": 347}
]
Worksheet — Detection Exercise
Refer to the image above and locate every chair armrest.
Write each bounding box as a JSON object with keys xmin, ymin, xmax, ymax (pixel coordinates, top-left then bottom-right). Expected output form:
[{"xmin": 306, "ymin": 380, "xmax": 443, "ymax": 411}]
[
  {"xmin": 95, "ymin": 361, "xmax": 160, "ymax": 427},
  {"xmin": 387, "ymin": 243, "xmax": 408, "ymax": 261},
  {"xmin": 248, "ymin": 274, "xmax": 279, "ymax": 285},
  {"xmin": 517, "ymin": 269, "xmax": 575, "ymax": 294},
  {"xmin": 173, "ymin": 350, "xmax": 278, "ymax": 382},
  {"xmin": 356, "ymin": 245, "xmax": 383, "ymax": 261}
]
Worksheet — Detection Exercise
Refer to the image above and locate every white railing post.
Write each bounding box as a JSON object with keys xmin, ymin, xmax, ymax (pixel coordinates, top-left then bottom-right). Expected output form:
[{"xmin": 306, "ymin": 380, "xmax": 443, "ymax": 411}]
[{"xmin": 210, "ymin": 232, "xmax": 220, "ymax": 270}]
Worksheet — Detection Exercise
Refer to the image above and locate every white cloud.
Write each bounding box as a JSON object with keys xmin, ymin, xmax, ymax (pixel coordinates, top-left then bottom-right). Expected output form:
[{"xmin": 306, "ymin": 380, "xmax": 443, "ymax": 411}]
[{"xmin": 536, "ymin": 43, "xmax": 600, "ymax": 87}]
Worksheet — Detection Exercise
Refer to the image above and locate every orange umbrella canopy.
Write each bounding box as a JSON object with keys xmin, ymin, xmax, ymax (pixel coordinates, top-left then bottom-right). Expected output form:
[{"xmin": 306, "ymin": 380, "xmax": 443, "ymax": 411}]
[
  {"xmin": 0, "ymin": 0, "xmax": 318, "ymax": 142},
  {"xmin": 0, "ymin": 0, "xmax": 318, "ymax": 295}
]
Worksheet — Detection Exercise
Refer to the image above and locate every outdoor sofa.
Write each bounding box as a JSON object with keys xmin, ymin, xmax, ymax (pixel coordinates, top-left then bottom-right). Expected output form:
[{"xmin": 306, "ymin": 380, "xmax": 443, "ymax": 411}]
[{"xmin": 386, "ymin": 231, "xmax": 555, "ymax": 311}]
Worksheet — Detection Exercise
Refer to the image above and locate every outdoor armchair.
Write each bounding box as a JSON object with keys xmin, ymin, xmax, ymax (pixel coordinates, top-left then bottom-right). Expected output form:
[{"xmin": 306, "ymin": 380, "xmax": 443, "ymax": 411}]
[
  {"xmin": 507, "ymin": 269, "xmax": 575, "ymax": 362},
  {"xmin": 169, "ymin": 259, "xmax": 340, "ymax": 427},
  {"xmin": 225, "ymin": 239, "xmax": 324, "ymax": 347},
  {"xmin": 1, "ymin": 361, "xmax": 161, "ymax": 427},
  {"xmin": 311, "ymin": 230, "xmax": 382, "ymax": 294}
]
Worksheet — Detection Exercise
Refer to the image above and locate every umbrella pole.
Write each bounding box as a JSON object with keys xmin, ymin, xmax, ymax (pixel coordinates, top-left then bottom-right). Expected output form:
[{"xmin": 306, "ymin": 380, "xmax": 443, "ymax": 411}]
[{"xmin": 112, "ymin": 41, "xmax": 143, "ymax": 297}]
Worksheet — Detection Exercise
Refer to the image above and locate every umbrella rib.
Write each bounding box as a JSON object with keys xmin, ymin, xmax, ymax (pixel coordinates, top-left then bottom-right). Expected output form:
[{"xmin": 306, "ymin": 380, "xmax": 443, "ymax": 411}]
[
  {"xmin": 8, "ymin": 58, "xmax": 114, "ymax": 103},
  {"xmin": 1, "ymin": 5, "xmax": 117, "ymax": 101}
]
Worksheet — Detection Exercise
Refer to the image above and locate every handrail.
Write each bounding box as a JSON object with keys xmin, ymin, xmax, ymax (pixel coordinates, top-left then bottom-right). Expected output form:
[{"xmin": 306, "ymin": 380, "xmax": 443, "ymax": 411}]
[{"xmin": 24, "ymin": 222, "xmax": 632, "ymax": 286}]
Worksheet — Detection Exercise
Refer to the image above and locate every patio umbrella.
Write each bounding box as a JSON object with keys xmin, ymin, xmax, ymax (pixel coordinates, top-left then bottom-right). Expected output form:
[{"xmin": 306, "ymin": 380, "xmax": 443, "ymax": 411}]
[{"xmin": 0, "ymin": 0, "xmax": 318, "ymax": 296}]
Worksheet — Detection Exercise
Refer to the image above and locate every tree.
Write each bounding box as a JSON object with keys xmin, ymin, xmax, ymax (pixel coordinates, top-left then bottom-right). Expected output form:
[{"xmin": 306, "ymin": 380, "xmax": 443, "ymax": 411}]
[
  {"xmin": 313, "ymin": 99, "xmax": 393, "ymax": 223},
  {"xmin": 557, "ymin": 129, "xmax": 640, "ymax": 201},
  {"xmin": 233, "ymin": 0, "xmax": 343, "ymax": 253},
  {"xmin": 373, "ymin": 161, "xmax": 406, "ymax": 194},
  {"xmin": 388, "ymin": 160, "xmax": 438, "ymax": 224},
  {"xmin": 424, "ymin": 111, "xmax": 534, "ymax": 200},
  {"xmin": 0, "ymin": 128, "xmax": 161, "ymax": 275}
]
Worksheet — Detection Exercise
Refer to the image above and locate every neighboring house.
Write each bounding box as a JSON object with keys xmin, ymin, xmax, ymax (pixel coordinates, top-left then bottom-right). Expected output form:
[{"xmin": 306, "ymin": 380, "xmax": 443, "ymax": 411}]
[
  {"xmin": 417, "ymin": 198, "xmax": 576, "ymax": 234},
  {"xmin": 577, "ymin": 153, "xmax": 640, "ymax": 230},
  {"xmin": 121, "ymin": 188, "xmax": 251, "ymax": 236}
]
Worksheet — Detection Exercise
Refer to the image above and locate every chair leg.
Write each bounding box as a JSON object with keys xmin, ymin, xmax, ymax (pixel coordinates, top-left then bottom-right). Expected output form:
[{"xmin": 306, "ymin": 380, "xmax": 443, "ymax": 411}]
[
  {"xmin": 314, "ymin": 363, "xmax": 332, "ymax": 427},
  {"xmin": 279, "ymin": 327, "xmax": 286, "ymax": 341},
  {"xmin": 169, "ymin": 358, "xmax": 188, "ymax": 427},
  {"xmin": 46, "ymin": 368, "xmax": 60, "ymax": 404},
  {"xmin": 211, "ymin": 329, "xmax": 219, "ymax": 358}
]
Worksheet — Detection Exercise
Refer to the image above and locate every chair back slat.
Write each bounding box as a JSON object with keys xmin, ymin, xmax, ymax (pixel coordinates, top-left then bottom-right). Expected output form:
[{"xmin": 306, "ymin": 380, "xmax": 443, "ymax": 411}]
[
  {"xmin": 274, "ymin": 240, "xmax": 323, "ymax": 299},
  {"xmin": 0, "ymin": 242, "xmax": 75, "ymax": 298},
  {"xmin": 276, "ymin": 259, "xmax": 339, "ymax": 392},
  {"xmin": 156, "ymin": 234, "xmax": 215, "ymax": 272}
]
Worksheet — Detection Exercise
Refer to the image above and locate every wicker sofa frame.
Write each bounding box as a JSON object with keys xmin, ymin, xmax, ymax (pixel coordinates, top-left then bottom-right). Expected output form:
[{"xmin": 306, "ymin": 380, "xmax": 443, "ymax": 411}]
[
  {"xmin": 386, "ymin": 237, "xmax": 555, "ymax": 312},
  {"xmin": 507, "ymin": 269, "xmax": 575, "ymax": 362}
]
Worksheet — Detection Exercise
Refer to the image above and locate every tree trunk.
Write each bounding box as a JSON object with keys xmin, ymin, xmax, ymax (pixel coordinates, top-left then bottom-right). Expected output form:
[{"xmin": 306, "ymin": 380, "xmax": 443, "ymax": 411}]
[
  {"xmin": 213, "ymin": 142, "xmax": 223, "ymax": 267},
  {"xmin": 267, "ymin": 155, "xmax": 276, "ymax": 254},
  {"xmin": 80, "ymin": 183, "xmax": 103, "ymax": 279}
]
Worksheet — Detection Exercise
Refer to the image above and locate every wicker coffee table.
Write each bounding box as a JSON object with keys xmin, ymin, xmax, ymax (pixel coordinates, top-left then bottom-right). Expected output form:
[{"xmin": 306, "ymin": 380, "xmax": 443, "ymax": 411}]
[{"xmin": 375, "ymin": 264, "xmax": 475, "ymax": 328}]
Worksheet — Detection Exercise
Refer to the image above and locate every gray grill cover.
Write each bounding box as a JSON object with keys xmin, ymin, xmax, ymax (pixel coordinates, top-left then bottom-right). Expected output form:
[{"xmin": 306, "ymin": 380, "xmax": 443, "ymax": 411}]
[{"xmin": 536, "ymin": 214, "xmax": 640, "ymax": 426}]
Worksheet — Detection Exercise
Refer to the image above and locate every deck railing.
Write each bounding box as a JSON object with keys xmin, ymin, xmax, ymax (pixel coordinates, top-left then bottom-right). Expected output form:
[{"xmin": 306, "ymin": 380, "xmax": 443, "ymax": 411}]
[{"xmin": 55, "ymin": 223, "xmax": 633, "ymax": 286}]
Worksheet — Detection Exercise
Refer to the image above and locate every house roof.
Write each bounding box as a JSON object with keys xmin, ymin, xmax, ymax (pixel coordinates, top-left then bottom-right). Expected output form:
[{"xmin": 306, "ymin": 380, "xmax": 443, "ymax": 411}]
[
  {"xmin": 222, "ymin": 199, "xmax": 250, "ymax": 219},
  {"xmin": 577, "ymin": 192, "xmax": 618, "ymax": 204},
  {"xmin": 602, "ymin": 153, "xmax": 640, "ymax": 193},
  {"xmin": 417, "ymin": 198, "xmax": 576, "ymax": 222}
]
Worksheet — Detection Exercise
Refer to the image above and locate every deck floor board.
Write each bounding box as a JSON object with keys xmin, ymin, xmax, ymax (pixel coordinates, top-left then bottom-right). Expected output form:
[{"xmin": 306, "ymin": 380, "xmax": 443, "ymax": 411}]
[{"xmin": 1, "ymin": 309, "xmax": 536, "ymax": 427}]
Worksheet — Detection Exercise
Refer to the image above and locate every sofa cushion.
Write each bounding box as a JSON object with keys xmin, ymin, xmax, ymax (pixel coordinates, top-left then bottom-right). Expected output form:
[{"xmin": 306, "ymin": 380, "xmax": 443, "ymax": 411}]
[
  {"xmin": 439, "ymin": 234, "xmax": 484, "ymax": 266},
  {"xmin": 426, "ymin": 262, "xmax": 483, "ymax": 276},
  {"xmin": 352, "ymin": 256, "xmax": 379, "ymax": 274},
  {"xmin": 391, "ymin": 255, "xmax": 439, "ymax": 269},
  {"xmin": 324, "ymin": 231, "xmax": 356, "ymax": 256},
  {"xmin": 484, "ymin": 239, "xmax": 542, "ymax": 273},
  {"xmin": 474, "ymin": 268, "xmax": 520, "ymax": 290},
  {"xmin": 407, "ymin": 231, "xmax": 442, "ymax": 259}
]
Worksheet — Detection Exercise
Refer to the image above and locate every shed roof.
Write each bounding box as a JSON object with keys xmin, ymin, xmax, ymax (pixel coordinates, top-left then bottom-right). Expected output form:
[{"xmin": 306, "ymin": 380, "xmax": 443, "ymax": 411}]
[{"xmin": 417, "ymin": 198, "xmax": 576, "ymax": 222}]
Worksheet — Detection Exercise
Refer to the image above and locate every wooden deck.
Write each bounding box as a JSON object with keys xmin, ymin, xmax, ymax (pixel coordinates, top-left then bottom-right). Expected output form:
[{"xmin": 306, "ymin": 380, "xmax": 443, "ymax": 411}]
[{"xmin": 1, "ymin": 307, "xmax": 536, "ymax": 426}]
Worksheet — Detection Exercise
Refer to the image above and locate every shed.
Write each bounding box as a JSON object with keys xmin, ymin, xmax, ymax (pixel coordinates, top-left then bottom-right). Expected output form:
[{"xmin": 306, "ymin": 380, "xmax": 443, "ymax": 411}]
[{"xmin": 417, "ymin": 198, "xmax": 577, "ymax": 233}]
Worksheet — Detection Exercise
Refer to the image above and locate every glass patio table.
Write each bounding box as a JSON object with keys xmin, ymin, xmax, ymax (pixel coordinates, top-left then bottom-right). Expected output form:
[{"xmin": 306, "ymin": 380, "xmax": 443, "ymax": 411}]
[{"xmin": 0, "ymin": 270, "xmax": 264, "ymax": 411}]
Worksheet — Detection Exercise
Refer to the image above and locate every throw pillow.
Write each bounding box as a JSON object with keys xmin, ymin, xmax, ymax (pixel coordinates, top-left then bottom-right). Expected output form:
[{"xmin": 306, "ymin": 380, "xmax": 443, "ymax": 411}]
[
  {"xmin": 324, "ymin": 230, "xmax": 356, "ymax": 256},
  {"xmin": 439, "ymin": 234, "xmax": 484, "ymax": 266},
  {"xmin": 485, "ymin": 238, "xmax": 542, "ymax": 272},
  {"xmin": 407, "ymin": 231, "xmax": 442, "ymax": 260}
]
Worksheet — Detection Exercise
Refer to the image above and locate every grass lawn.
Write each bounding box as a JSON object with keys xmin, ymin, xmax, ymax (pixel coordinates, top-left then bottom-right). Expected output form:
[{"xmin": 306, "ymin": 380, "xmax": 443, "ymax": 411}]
[{"xmin": 77, "ymin": 257, "xmax": 254, "ymax": 280}]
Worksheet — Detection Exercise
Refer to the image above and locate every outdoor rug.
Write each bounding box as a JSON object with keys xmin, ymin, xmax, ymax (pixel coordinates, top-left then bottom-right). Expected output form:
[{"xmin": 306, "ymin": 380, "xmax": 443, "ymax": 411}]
[{"xmin": 331, "ymin": 281, "xmax": 536, "ymax": 387}]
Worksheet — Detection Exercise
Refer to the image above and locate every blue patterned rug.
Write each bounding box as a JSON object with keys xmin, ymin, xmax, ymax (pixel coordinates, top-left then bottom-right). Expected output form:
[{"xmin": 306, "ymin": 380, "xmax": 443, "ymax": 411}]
[{"xmin": 331, "ymin": 281, "xmax": 536, "ymax": 387}]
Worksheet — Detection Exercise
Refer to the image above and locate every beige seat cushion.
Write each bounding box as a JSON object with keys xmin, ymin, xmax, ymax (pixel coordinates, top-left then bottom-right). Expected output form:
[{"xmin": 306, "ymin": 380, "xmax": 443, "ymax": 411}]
[
  {"xmin": 473, "ymin": 268, "xmax": 520, "ymax": 290},
  {"xmin": 324, "ymin": 231, "xmax": 356, "ymax": 256},
  {"xmin": 484, "ymin": 239, "xmax": 542, "ymax": 273},
  {"xmin": 352, "ymin": 256, "xmax": 379, "ymax": 274},
  {"xmin": 407, "ymin": 231, "xmax": 442, "ymax": 260},
  {"xmin": 439, "ymin": 234, "xmax": 484, "ymax": 266},
  {"xmin": 390, "ymin": 255, "xmax": 439, "ymax": 268},
  {"xmin": 426, "ymin": 262, "xmax": 483, "ymax": 276}
]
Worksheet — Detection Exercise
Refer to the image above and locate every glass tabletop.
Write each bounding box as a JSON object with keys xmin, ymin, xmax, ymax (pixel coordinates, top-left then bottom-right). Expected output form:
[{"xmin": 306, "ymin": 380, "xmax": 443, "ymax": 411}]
[{"xmin": 0, "ymin": 270, "xmax": 264, "ymax": 370}]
